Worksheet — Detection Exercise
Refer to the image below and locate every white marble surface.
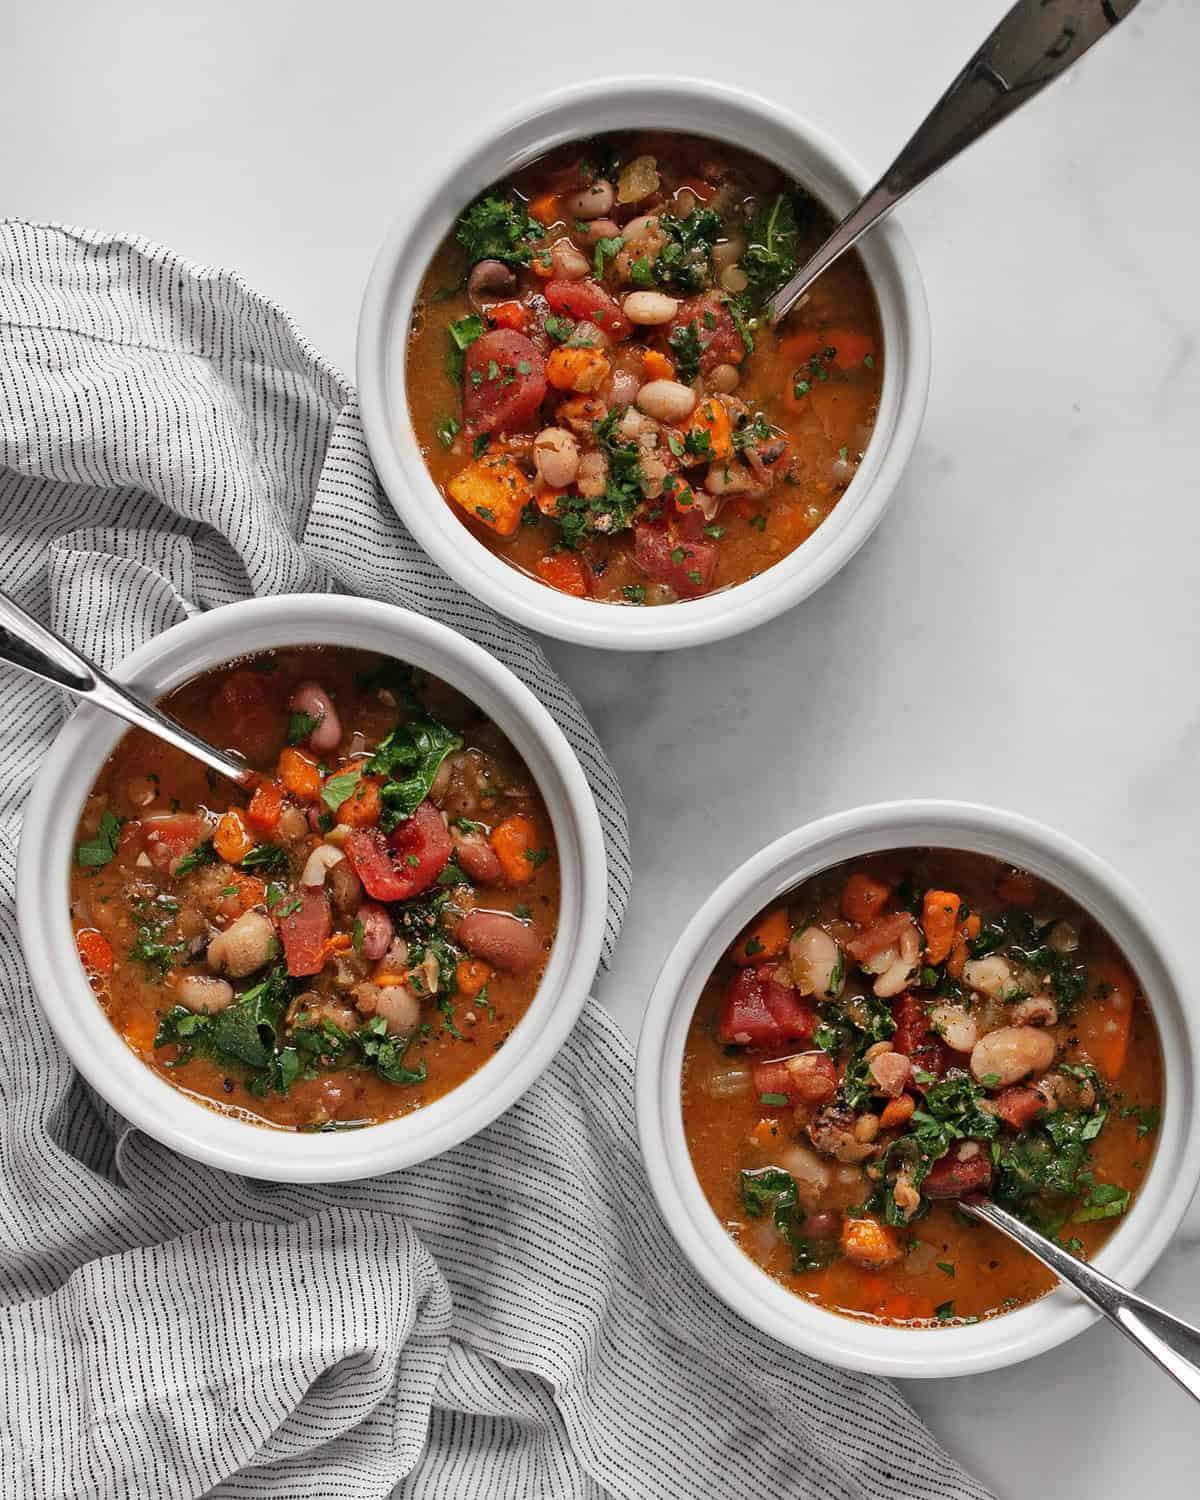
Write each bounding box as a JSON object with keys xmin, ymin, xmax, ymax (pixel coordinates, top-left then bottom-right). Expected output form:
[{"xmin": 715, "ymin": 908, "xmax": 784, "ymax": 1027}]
[{"xmin": 7, "ymin": 0, "xmax": 1200, "ymax": 1491}]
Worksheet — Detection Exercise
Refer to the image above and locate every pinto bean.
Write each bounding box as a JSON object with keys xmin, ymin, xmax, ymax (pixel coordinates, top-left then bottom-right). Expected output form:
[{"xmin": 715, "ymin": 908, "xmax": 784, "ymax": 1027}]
[
  {"xmin": 1012, "ymin": 993, "xmax": 1057, "ymax": 1027},
  {"xmin": 807, "ymin": 1105, "xmax": 876, "ymax": 1164},
  {"xmin": 970, "ymin": 1025, "xmax": 1057, "ymax": 1088},
  {"xmin": 869, "ymin": 1050, "xmax": 912, "ymax": 1098},
  {"xmin": 466, "ymin": 259, "xmax": 517, "ymax": 311},
  {"xmin": 175, "ymin": 973, "xmax": 235, "ymax": 1014},
  {"xmin": 708, "ymin": 362, "xmax": 740, "ymax": 394},
  {"xmin": 583, "ymin": 217, "xmax": 621, "ymax": 245},
  {"xmin": 327, "ymin": 857, "xmax": 363, "ymax": 916},
  {"xmin": 356, "ymin": 902, "xmax": 394, "ymax": 962},
  {"xmin": 289, "ymin": 681, "xmax": 341, "ymax": 754},
  {"xmin": 451, "ymin": 828, "xmax": 504, "ymax": 885},
  {"xmin": 206, "ymin": 910, "xmax": 275, "ymax": 979},
  {"xmin": 550, "ymin": 239, "xmax": 590, "ymax": 280},
  {"xmin": 457, "ymin": 909, "xmax": 543, "ymax": 974}
]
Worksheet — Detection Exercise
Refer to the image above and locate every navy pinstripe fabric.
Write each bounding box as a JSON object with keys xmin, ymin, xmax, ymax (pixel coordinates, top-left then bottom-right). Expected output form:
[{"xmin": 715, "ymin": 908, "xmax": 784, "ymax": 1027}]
[{"xmin": 0, "ymin": 222, "xmax": 990, "ymax": 1500}]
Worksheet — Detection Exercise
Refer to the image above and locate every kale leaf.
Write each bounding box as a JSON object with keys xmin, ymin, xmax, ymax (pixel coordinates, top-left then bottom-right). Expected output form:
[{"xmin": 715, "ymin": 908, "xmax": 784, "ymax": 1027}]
[
  {"xmin": 366, "ymin": 714, "xmax": 462, "ymax": 831},
  {"xmin": 76, "ymin": 810, "xmax": 122, "ymax": 868},
  {"xmin": 742, "ymin": 192, "xmax": 811, "ymax": 305}
]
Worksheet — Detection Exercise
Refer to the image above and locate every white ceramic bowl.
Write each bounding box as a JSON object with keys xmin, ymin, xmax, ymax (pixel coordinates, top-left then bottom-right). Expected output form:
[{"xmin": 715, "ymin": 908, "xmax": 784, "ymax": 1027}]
[
  {"xmin": 18, "ymin": 595, "xmax": 607, "ymax": 1182},
  {"xmin": 358, "ymin": 76, "xmax": 931, "ymax": 651},
  {"xmin": 636, "ymin": 800, "xmax": 1200, "ymax": 1377}
]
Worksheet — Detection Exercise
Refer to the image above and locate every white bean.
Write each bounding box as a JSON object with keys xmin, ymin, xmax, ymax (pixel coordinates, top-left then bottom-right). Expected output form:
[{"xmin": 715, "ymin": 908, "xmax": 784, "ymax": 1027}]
[
  {"xmin": 970, "ymin": 1025, "xmax": 1057, "ymax": 1088},
  {"xmin": 533, "ymin": 427, "xmax": 580, "ymax": 489},
  {"xmin": 719, "ymin": 265, "xmax": 748, "ymax": 295},
  {"xmin": 353, "ymin": 980, "xmax": 420, "ymax": 1037},
  {"xmin": 568, "ymin": 178, "xmax": 615, "ymax": 220},
  {"xmin": 176, "ymin": 973, "xmax": 235, "ymax": 1014},
  {"xmin": 963, "ymin": 954, "xmax": 1019, "ymax": 1000},
  {"xmin": 704, "ymin": 459, "xmax": 756, "ymax": 496},
  {"xmin": 712, "ymin": 236, "xmax": 746, "ymax": 272},
  {"xmin": 622, "ymin": 290, "xmax": 679, "ymax": 326},
  {"xmin": 636, "ymin": 380, "xmax": 696, "ymax": 424},
  {"xmin": 929, "ymin": 1003, "xmax": 978, "ymax": 1054},
  {"xmin": 790, "ymin": 925, "xmax": 843, "ymax": 1000},
  {"xmin": 576, "ymin": 450, "xmax": 608, "ymax": 499},
  {"xmin": 207, "ymin": 910, "xmax": 276, "ymax": 979},
  {"xmin": 301, "ymin": 844, "xmax": 345, "ymax": 888}
]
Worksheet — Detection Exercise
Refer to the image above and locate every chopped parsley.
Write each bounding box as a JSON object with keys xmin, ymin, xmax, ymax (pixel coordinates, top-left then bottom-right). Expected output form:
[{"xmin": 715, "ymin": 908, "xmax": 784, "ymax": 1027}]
[{"xmin": 456, "ymin": 195, "xmax": 542, "ymax": 266}]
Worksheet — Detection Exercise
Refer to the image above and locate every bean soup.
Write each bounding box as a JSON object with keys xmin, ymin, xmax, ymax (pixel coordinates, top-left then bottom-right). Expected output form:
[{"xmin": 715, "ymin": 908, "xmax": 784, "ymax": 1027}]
[
  {"xmin": 682, "ymin": 850, "xmax": 1163, "ymax": 1326},
  {"xmin": 407, "ymin": 131, "xmax": 883, "ymax": 605},
  {"xmin": 70, "ymin": 648, "xmax": 559, "ymax": 1131}
]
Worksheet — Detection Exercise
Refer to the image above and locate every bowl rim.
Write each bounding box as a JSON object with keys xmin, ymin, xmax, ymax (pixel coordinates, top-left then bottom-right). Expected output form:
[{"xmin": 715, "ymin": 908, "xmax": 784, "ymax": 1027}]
[
  {"xmin": 17, "ymin": 594, "xmax": 608, "ymax": 1182},
  {"xmin": 357, "ymin": 73, "xmax": 932, "ymax": 651},
  {"xmin": 635, "ymin": 798, "xmax": 1200, "ymax": 1377}
]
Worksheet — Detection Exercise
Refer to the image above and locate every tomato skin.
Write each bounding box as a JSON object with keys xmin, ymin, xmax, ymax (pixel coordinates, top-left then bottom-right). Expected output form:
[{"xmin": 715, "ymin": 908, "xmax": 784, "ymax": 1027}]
[
  {"xmin": 209, "ymin": 670, "xmax": 282, "ymax": 763},
  {"xmin": 278, "ymin": 887, "xmax": 331, "ymax": 977},
  {"xmin": 717, "ymin": 966, "xmax": 815, "ymax": 1047},
  {"xmin": 344, "ymin": 799, "xmax": 451, "ymax": 903},
  {"xmin": 993, "ymin": 1086, "xmax": 1045, "ymax": 1131},
  {"xmin": 462, "ymin": 330, "xmax": 547, "ymax": 437},
  {"xmin": 890, "ymin": 992, "xmax": 949, "ymax": 1084},
  {"xmin": 544, "ymin": 280, "xmax": 633, "ymax": 341},
  {"xmin": 632, "ymin": 524, "xmax": 717, "ymax": 598}
]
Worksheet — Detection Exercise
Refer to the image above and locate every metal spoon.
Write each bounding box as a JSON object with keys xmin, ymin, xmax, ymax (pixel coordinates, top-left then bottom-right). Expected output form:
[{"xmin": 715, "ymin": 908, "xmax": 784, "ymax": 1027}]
[
  {"xmin": 0, "ymin": 590, "xmax": 252, "ymax": 785},
  {"xmin": 962, "ymin": 1195, "xmax": 1200, "ymax": 1402},
  {"xmin": 766, "ymin": 0, "xmax": 1144, "ymax": 325}
]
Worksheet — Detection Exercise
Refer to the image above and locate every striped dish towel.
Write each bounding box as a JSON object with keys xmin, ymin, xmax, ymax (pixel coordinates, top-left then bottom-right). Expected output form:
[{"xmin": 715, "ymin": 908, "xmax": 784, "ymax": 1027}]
[{"xmin": 0, "ymin": 222, "xmax": 989, "ymax": 1500}]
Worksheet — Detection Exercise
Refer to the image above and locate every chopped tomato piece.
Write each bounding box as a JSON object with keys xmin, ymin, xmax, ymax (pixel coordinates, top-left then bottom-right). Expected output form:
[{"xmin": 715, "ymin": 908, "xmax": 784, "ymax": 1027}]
[
  {"xmin": 717, "ymin": 966, "xmax": 815, "ymax": 1048},
  {"xmin": 891, "ymin": 993, "xmax": 929, "ymax": 1057},
  {"xmin": 840, "ymin": 872, "xmax": 890, "ymax": 925},
  {"xmin": 632, "ymin": 524, "xmax": 717, "ymax": 598},
  {"xmin": 993, "ymin": 1086, "xmax": 1045, "ymax": 1131},
  {"xmin": 278, "ymin": 887, "xmax": 331, "ymax": 978},
  {"xmin": 535, "ymin": 552, "xmax": 591, "ymax": 598},
  {"xmin": 544, "ymin": 280, "xmax": 632, "ymax": 341},
  {"xmin": 923, "ymin": 1141, "xmax": 993, "ymax": 1199},
  {"xmin": 666, "ymin": 293, "xmax": 746, "ymax": 373},
  {"xmin": 344, "ymin": 799, "xmax": 451, "ymax": 902},
  {"xmin": 462, "ymin": 329, "xmax": 547, "ymax": 437},
  {"xmin": 751, "ymin": 1052, "xmax": 837, "ymax": 1106},
  {"xmin": 208, "ymin": 669, "xmax": 282, "ymax": 763},
  {"xmin": 845, "ymin": 911, "xmax": 913, "ymax": 961},
  {"xmin": 527, "ymin": 192, "xmax": 559, "ymax": 225}
]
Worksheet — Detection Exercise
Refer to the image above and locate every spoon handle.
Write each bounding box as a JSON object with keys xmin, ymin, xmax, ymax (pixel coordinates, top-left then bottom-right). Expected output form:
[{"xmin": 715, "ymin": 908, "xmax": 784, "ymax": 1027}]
[
  {"xmin": 767, "ymin": 0, "xmax": 1143, "ymax": 324},
  {"xmin": 0, "ymin": 591, "xmax": 251, "ymax": 786},
  {"xmin": 965, "ymin": 1197, "xmax": 1200, "ymax": 1404}
]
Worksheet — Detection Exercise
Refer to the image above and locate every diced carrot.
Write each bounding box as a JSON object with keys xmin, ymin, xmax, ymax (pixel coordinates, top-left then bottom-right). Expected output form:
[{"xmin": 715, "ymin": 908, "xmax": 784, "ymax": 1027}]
[
  {"xmin": 535, "ymin": 486, "xmax": 566, "ymax": 518},
  {"xmin": 246, "ymin": 778, "xmax": 284, "ymax": 833},
  {"xmin": 841, "ymin": 1218, "xmax": 900, "ymax": 1269},
  {"xmin": 337, "ymin": 776, "xmax": 383, "ymax": 828},
  {"xmin": 456, "ymin": 958, "xmax": 492, "ymax": 998},
  {"xmin": 642, "ymin": 348, "xmax": 675, "ymax": 381},
  {"xmin": 750, "ymin": 1117, "xmax": 783, "ymax": 1148},
  {"xmin": 779, "ymin": 328, "xmax": 874, "ymax": 371},
  {"xmin": 879, "ymin": 1093, "xmax": 916, "ymax": 1130},
  {"xmin": 670, "ymin": 483, "xmax": 698, "ymax": 516},
  {"xmin": 535, "ymin": 552, "xmax": 591, "ymax": 598},
  {"xmin": 76, "ymin": 928, "xmax": 114, "ymax": 974},
  {"xmin": 447, "ymin": 455, "xmax": 531, "ymax": 537},
  {"xmin": 528, "ymin": 192, "xmax": 560, "ymax": 225},
  {"xmin": 682, "ymin": 397, "xmax": 733, "ymax": 462},
  {"xmin": 731, "ymin": 908, "xmax": 791, "ymax": 966},
  {"xmin": 214, "ymin": 808, "xmax": 254, "ymax": 864},
  {"xmin": 323, "ymin": 932, "xmax": 353, "ymax": 959},
  {"xmin": 277, "ymin": 745, "xmax": 322, "ymax": 802},
  {"xmin": 826, "ymin": 329, "xmax": 875, "ymax": 367},
  {"xmin": 947, "ymin": 913, "xmax": 981, "ymax": 980},
  {"xmin": 122, "ymin": 1010, "xmax": 159, "ymax": 1053},
  {"xmin": 1076, "ymin": 958, "xmax": 1135, "ymax": 1081},
  {"xmin": 489, "ymin": 814, "xmax": 541, "ymax": 885},
  {"xmin": 841, "ymin": 872, "xmax": 890, "ymax": 925},
  {"xmin": 487, "ymin": 300, "xmax": 528, "ymax": 332},
  {"xmin": 997, "ymin": 868, "xmax": 1037, "ymax": 906},
  {"xmin": 218, "ymin": 875, "xmax": 266, "ymax": 919},
  {"xmin": 372, "ymin": 971, "xmax": 408, "ymax": 989},
  {"xmin": 545, "ymin": 345, "xmax": 609, "ymax": 393},
  {"xmin": 922, "ymin": 890, "xmax": 962, "ymax": 966}
]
